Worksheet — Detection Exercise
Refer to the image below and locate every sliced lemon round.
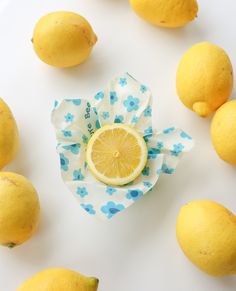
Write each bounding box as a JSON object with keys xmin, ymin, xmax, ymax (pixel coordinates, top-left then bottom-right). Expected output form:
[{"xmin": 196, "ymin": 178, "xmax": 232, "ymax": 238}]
[{"xmin": 86, "ymin": 123, "xmax": 148, "ymax": 186}]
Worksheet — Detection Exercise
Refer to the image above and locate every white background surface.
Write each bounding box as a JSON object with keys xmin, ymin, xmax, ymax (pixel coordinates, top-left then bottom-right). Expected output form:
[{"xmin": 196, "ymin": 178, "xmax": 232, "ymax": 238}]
[{"xmin": 0, "ymin": 0, "xmax": 236, "ymax": 290}]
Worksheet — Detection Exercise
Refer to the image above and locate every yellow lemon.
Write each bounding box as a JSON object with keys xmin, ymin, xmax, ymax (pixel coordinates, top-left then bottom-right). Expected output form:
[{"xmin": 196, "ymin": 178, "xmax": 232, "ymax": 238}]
[
  {"xmin": 176, "ymin": 42, "xmax": 233, "ymax": 117},
  {"xmin": 18, "ymin": 268, "xmax": 99, "ymax": 291},
  {"xmin": 0, "ymin": 172, "xmax": 40, "ymax": 248},
  {"xmin": 129, "ymin": 0, "xmax": 198, "ymax": 28},
  {"xmin": 86, "ymin": 123, "xmax": 147, "ymax": 186},
  {"xmin": 32, "ymin": 11, "xmax": 97, "ymax": 68},
  {"xmin": 0, "ymin": 99, "xmax": 19, "ymax": 169},
  {"xmin": 211, "ymin": 100, "xmax": 236, "ymax": 166},
  {"xmin": 176, "ymin": 200, "xmax": 236, "ymax": 276}
]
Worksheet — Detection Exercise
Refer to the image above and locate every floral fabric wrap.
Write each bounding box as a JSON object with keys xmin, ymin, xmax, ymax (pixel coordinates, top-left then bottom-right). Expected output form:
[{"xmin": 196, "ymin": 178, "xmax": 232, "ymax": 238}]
[{"xmin": 51, "ymin": 73, "xmax": 194, "ymax": 219}]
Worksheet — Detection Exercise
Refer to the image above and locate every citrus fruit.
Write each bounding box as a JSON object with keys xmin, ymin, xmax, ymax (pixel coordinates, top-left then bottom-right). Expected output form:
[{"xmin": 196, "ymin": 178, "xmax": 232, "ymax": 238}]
[
  {"xmin": 32, "ymin": 11, "xmax": 97, "ymax": 68},
  {"xmin": 0, "ymin": 99, "xmax": 19, "ymax": 169},
  {"xmin": 129, "ymin": 0, "xmax": 198, "ymax": 28},
  {"xmin": 17, "ymin": 268, "xmax": 99, "ymax": 291},
  {"xmin": 211, "ymin": 100, "xmax": 236, "ymax": 166},
  {"xmin": 176, "ymin": 42, "xmax": 233, "ymax": 117},
  {"xmin": 0, "ymin": 172, "xmax": 40, "ymax": 248},
  {"xmin": 176, "ymin": 200, "xmax": 236, "ymax": 276},
  {"xmin": 86, "ymin": 123, "xmax": 148, "ymax": 186}
]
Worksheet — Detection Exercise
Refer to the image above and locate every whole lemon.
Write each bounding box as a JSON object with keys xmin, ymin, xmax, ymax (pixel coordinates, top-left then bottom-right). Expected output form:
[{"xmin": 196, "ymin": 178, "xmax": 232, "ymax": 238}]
[
  {"xmin": 176, "ymin": 42, "xmax": 233, "ymax": 117},
  {"xmin": 17, "ymin": 268, "xmax": 99, "ymax": 291},
  {"xmin": 211, "ymin": 100, "xmax": 236, "ymax": 166},
  {"xmin": 0, "ymin": 172, "xmax": 40, "ymax": 248},
  {"xmin": 129, "ymin": 0, "xmax": 198, "ymax": 28},
  {"xmin": 176, "ymin": 200, "xmax": 236, "ymax": 276},
  {"xmin": 0, "ymin": 99, "xmax": 19, "ymax": 169},
  {"xmin": 32, "ymin": 11, "xmax": 97, "ymax": 68}
]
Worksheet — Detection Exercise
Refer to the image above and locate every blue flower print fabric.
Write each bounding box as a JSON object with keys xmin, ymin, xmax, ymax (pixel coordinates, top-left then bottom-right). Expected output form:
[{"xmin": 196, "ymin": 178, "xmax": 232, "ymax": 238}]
[{"xmin": 51, "ymin": 73, "xmax": 194, "ymax": 220}]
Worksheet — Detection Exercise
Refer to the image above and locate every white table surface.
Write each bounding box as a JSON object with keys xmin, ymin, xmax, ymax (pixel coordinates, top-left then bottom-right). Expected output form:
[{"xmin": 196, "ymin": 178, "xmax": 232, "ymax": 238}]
[{"xmin": 0, "ymin": 0, "xmax": 236, "ymax": 290}]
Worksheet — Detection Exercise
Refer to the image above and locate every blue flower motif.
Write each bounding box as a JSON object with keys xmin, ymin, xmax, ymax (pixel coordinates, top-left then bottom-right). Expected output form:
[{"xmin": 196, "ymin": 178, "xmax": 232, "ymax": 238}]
[
  {"xmin": 144, "ymin": 105, "xmax": 152, "ymax": 117},
  {"xmin": 63, "ymin": 143, "xmax": 80, "ymax": 155},
  {"xmin": 148, "ymin": 147, "xmax": 160, "ymax": 159},
  {"xmin": 161, "ymin": 163, "xmax": 174, "ymax": 174},
  {"xmin": 123, "ymin": 95, "xmax": 140, "ymax": 112},
  {"xmin": 84, "ymin": 161, "xmax": 88, "ymax": 169},
  {"xmin": 144, "ymin": 126, "xmax": 153, "ymax": 134},
  {"xmin": 95, "ymin": 119, "xmax": 101, "ymax": 129},
  {"xmin": 64, "ymin": 113, "xmax": 74, "ymax": 123},
  {"xmin": 62, "ymin": 130, "xmax": 72, "ymax": 137},
  {"xmin": 180, "ymin": 131, "xmax": 192, "ymax": 140},
  {"xmin": 163, "ymin": 127, "xmax": 175, "ymax": 134},
  {"xmin": 73, "ymin": 169, "xmax": 84, "ymax": 181},
  {"xmin": 171, "ymin": 143, "xmax": 184, "ymax": 157},
  {"xmin": 114, "ymin": 115, "xmax": 124, "ymax": 123},
  {"xmin": 131, "ymin": 115, "xmax": 139, "ymax": 123},
  {"xmin": 144, "ymin": 134, "xmax": 152, "ymax": 142},
  {"xmin": 119, "ymin": 78, "xmax": 127, "ymax": 87},
  {"xmin": 93, "ymin": 107, "xmax": 98, "ymax": 115},
  {"xmin": 77, "ymin": 187, "xmax": 88, "ymax": 198},
  {"xmin": 71, "ymin": 99, "xmax": 81, "ymax": 106},
  {"xmin": 143, "ymin": 181, "xmax": 152, "ymax": 188},
  {"xmin": 94, "ymin": 91, "xmax": 104, "ymax": 100},
  {"xmin": 65, "ymin": 99, "xmax": 81, "ymax": 106},
  {"xmin": 110, "ymin": 91, "xmax": 118, "ymax": 105},
  {"xmin": 102, "ymin": 111, "xmax": 110, "ymax": 120},
  {"xmin": 54, "ymin": 100, "xmax": 58, "ymax": 108},
  {"xmin": 101, "ymin": 201, "xmax": 125, "ymax": 219},
  {"xmin": 82, "ymin": 134, "xmax": 88, "ymax": 144},
  {"xmin": 142, "ymin": 166, "xmax": 150, "ymax": 176},
  {"xmin": 106, "ymin": 186, "xmax": 117, "ymax": 195},
  {"xmin": 157, "ymin": 142, "xmax": 164, "ymax": 149},
  {"xmin": 81, "ymin": 204, "xmax": 96, "ymax": 215},
  {"xmin": 60, "ymin": 153, "xmax": 69, "ymax": 171},
  {"xmin": 126, "ymin": 189, "xmax": 143, "ymax": 201},
  {"xmin": 140, "ymin": 84, "xmax": 147, "ymax": 93}
]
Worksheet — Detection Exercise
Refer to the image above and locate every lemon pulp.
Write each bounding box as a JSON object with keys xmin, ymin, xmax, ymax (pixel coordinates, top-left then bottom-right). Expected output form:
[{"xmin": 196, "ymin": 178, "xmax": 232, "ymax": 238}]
[{"xmin": 86, "ymin": 124, "xmax": 148, "ymax": 186}]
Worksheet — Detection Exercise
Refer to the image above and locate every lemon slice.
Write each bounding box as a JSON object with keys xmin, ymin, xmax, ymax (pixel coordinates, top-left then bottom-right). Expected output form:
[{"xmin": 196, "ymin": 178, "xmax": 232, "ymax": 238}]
[{"xmin": 86, "ymin": 123, "xmax": 148, "ymax": 186}]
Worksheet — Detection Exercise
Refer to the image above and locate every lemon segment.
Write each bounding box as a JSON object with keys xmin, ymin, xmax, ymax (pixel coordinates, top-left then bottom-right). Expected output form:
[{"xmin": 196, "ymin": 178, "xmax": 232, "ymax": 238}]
[{"xmin": 86, "ymin": 124, "xmax": 148, "ymax": 186}]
